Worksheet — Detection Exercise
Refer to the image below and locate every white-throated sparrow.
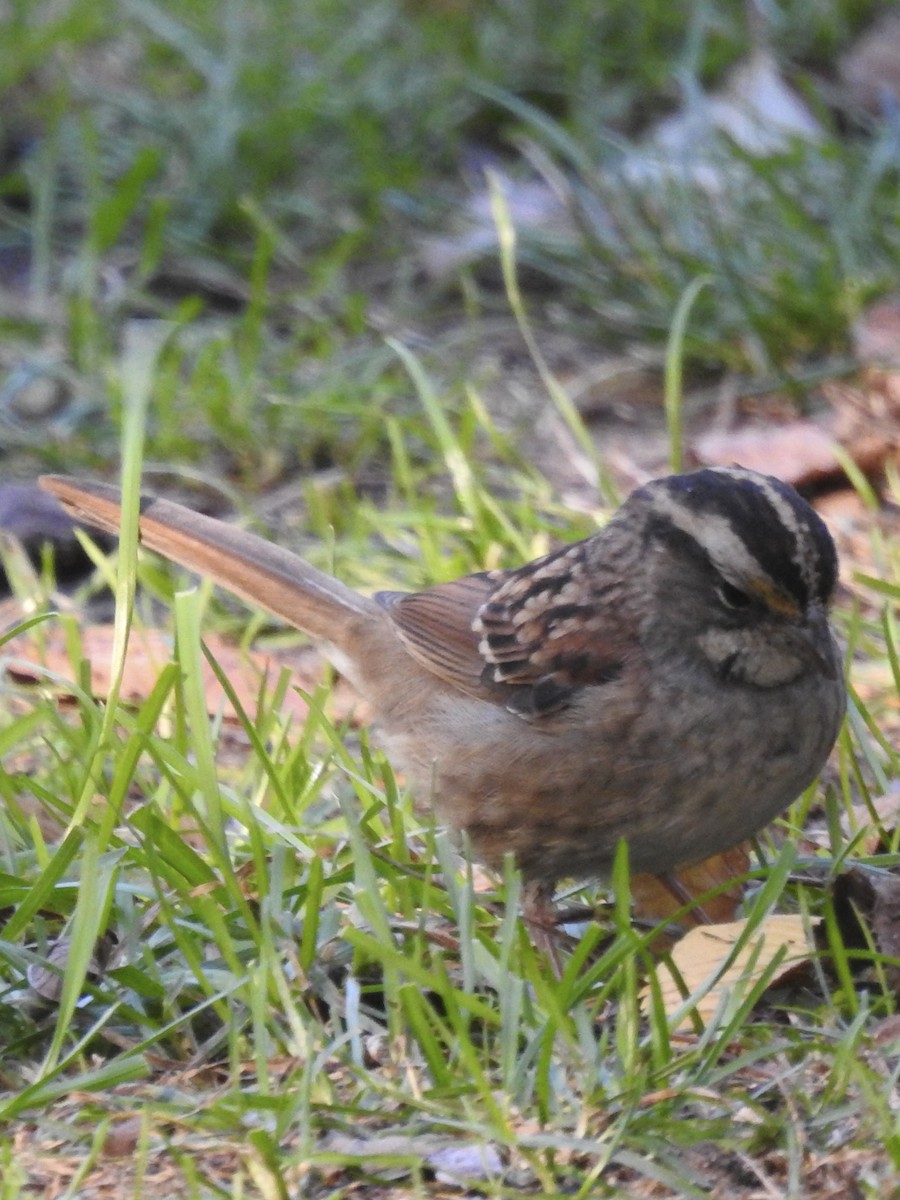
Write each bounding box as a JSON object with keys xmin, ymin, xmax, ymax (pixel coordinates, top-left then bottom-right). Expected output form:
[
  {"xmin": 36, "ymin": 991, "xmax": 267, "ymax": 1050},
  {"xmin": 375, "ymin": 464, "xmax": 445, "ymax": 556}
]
[{"xmin": 41, "ymin": 468, "xmax": 845, "ymax": 940}]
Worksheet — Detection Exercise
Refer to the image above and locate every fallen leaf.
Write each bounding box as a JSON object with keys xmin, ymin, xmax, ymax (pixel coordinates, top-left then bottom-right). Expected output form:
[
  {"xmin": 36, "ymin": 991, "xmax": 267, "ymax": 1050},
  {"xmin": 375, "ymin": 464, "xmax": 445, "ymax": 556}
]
[
  {"xmin": 27, "ymin": 931, "xmax": 118, "ymax": 1003},
  {"xmin": 813, "ymin": 489, "xmax": 900, "ymax": 660},
  {"xmin": 101, "ymin": 1118, "xmax": 143, "ymax": 1158},
  {"xmin": 852, "ymin": 296, "xmax": 900, "ymax": 367},
  {"xmin": 692, "ymin": 420, "xmax": 840, "ymax": 489},
  {"xmin": 645, "ymin": 913, "xmax": 816, "ymax": 1028},
  {"xmin": 632, "ymin": 845, "xmax": 750, "ymax": 925},
  {"xmin": 829, "ymin": 868, "xmax": 878, "ymax": 955},
  {"xmin": 869, "ymin": 874, "xmax": 900, "ymax": 962},
  {"xmin": 825, "ymin": 373, "xmax": 900, "ymax": 478},
  {"xmin": 872, "ymin": 1014, "xmax": 900, "ymax": 1046},
  {"xmin": 829, "ymin": 868, "xmax": 900, "ymax": 995}
]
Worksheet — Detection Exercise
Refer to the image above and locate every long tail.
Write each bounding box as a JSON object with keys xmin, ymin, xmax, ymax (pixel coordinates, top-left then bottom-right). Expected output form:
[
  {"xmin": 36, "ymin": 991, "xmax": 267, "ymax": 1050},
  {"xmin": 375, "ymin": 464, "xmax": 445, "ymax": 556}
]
[{"xmin": 39, "ymin": 476, "xmax": 380, "ymax": 649}]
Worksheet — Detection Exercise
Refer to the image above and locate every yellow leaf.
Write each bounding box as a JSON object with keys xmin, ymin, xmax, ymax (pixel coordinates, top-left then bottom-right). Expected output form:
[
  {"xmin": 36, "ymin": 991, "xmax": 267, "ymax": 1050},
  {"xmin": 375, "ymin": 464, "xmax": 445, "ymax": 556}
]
[{"xmin": 644, "ymin": 914, "xmax": 816, "ymax": 1029}]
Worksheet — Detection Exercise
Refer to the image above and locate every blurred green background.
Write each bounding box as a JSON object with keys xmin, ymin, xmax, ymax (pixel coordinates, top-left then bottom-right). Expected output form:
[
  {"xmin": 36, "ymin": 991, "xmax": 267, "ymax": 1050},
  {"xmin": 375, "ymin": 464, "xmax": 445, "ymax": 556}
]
[{"xmin": 2, "ymin": 0, "xmax": 893, "ymax": 490}]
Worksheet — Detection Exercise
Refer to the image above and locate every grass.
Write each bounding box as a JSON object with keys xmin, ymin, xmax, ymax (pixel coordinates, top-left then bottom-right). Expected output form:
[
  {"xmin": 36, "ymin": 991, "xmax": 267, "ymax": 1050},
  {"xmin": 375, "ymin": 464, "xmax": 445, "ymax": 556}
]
[
  {"xmin": 1, "ymin": 342, "xmax": 898, "ymax": 1195},
  {"xmin": 1, "ymin": 0, "xmax": 900, "ymax": 1195}
]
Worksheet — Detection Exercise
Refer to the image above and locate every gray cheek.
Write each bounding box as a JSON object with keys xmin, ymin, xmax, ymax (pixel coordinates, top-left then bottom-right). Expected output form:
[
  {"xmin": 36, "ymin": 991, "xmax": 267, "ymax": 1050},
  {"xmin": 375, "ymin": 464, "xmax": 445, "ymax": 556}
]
[
  {"xmin": 741, "ymin": 648, "xmax": 808, "ymax": 687},
  {"xmin": 696, "ymin": 628, "xmax": 807, "ymax": 687}
]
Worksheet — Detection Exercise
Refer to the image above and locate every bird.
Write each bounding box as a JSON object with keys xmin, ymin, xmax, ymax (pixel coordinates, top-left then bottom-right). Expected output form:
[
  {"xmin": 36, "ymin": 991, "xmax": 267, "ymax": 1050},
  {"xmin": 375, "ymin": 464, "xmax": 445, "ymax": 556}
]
[{"xmin": 40, "ymin": 467, "xmax": 845, "ymax": 956}]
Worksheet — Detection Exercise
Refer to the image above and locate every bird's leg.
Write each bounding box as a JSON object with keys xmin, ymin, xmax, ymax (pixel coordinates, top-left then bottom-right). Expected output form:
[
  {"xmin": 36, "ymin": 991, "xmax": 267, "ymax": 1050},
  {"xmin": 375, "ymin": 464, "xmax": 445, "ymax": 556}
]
[
  {"xmin": 521, "ymin": 879, "xmax": 564, "ymax": 978},
  {"xmin": 657, "ymin": 871, "xmax": 715, "ymax": 926}
]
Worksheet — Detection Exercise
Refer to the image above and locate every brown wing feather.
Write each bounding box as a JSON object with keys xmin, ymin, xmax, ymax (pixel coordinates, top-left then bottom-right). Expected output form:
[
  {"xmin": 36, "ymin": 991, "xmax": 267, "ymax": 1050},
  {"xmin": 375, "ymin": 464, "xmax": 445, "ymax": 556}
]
[
  {"xmin": 376, "ymin": 573, "xmax": 499, "ymax": 694},
  {"xmin": 379, "ymin": 537, "xmax": 634, "ymax": 720},
  {"xmin": 474, "ymin": 539, "xmax": 632, "ymax": 708}
]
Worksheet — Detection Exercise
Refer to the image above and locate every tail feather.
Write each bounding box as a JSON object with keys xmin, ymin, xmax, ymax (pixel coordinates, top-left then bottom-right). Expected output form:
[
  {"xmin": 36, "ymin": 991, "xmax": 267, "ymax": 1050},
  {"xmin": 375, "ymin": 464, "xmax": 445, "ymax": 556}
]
[{"xmin": 39, "ymin": 476, "xmax": 379, "ymax": 648}]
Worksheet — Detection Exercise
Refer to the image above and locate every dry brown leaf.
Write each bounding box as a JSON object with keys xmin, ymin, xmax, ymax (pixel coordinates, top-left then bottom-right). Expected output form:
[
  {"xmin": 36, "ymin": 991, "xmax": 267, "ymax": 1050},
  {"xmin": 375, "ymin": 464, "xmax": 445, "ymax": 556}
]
[
  {"xmin": 872, "ymin": 1014, "xmax": 900, "ymax": 1046},
  {"xmin": 632, "ymin": 845, "xmax": 749, "ymax": 925},
  {"xmin": 645, "ymin": 913, "xmax": 816, "ymax": 1028},
  {"xmin": 812, "ymin": 484, "xmax": 875, "ymax": 539},
  {"xmin": 868, "ymin": 874, "xmax": 900, "ymax": 962},
  {"xmin": 824, "ymin": 372, "xmax": 900, "ymax": 477},
  {"xmin": 852, "ymin": 296, "xmax": 900, "ymax": 366},
  {"xmin": 26, "ymin": 932, "xmax": 118, "ymax": 1003},
  {"xmin": 692, "ymin": 420, "xmax": 840, "ymax": 489},
  {"xmin": 101, "ymin": 1118, "xmax": 143, "ymax": 1159},
  {"xmin": 693, "ymin": 358, "xmax": 900, "ymax": 493},
  {"xmin": 831, "ymin": 868, "xmax": 900, "ymax": 995}
]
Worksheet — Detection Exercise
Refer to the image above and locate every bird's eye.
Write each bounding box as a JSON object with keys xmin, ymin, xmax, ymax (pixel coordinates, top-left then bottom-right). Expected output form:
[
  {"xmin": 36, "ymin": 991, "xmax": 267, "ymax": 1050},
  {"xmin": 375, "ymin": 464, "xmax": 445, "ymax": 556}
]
[{"xmin": 717, "ymin": 580, "xmax": 753, "ymax": 610}]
